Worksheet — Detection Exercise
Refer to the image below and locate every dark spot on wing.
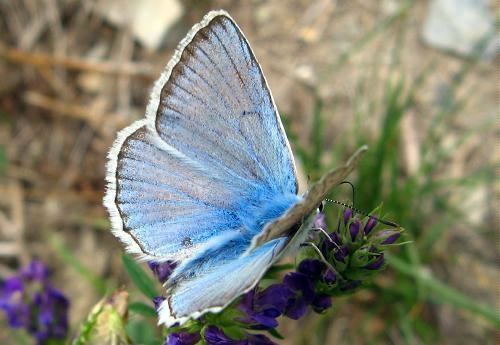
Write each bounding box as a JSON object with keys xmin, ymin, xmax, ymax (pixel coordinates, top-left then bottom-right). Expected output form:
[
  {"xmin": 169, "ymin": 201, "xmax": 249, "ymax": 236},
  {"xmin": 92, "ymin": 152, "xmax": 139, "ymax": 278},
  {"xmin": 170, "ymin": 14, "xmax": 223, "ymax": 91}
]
[
  {"xmin": 241, "ymin": 110, "xmax": 259, "ymax": 117},
  {"xmin": 182, "ymin": 237, "xmax": 193, "ymax": 248}
]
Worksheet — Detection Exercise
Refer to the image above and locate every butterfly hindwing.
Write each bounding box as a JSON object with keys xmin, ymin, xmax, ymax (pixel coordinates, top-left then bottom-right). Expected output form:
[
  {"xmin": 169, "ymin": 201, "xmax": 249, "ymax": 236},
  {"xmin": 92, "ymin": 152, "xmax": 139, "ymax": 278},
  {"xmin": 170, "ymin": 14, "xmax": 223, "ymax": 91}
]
[
  {"xmin": 108, "ymin": 124, "xmax": 247, "ymax": 260},
  {"xmin": 158, "ymin": 236, "xmax": 289, "ymax": 326}
]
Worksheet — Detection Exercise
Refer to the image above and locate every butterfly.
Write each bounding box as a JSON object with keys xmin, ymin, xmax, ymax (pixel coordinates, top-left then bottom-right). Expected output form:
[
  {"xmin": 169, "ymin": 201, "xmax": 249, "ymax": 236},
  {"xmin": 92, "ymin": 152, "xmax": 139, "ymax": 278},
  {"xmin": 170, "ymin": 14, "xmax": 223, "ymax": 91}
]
[{"xmin": 103, "ymin": 10, "xmax": 366, "ymax": 327}]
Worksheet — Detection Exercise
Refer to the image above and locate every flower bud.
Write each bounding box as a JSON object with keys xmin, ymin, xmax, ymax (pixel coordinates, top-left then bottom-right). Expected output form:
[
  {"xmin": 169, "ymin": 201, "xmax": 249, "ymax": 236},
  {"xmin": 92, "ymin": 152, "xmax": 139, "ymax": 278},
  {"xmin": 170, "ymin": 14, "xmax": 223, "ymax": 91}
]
[
  {"xmin": 323, "ymin": 269, "xmax": 337, "ymax": 285},
  {"xmin": 364, "ymin": 253, "xmax": 385, "ymax": 270},
  {"xmin": 370, "ymin": 230, "xmax": 401, "ymax": 245},
  {"xmin": 349, "ymin": 219, "xmax": 361, "ymax": 241},
  {"xmin": 87, "ymin": 290, "xmax": 129, "ymax": 345},
  {"xmin": 343, "ymin": 208, "xmax": 353, "ymax": 225},
  {"xmin": 363, "ymin": 217, "xmax": 377, "ymax": 235},
  {"xmin": 350, "ymin": 245, "xmax": 372, "ymax": 267}
]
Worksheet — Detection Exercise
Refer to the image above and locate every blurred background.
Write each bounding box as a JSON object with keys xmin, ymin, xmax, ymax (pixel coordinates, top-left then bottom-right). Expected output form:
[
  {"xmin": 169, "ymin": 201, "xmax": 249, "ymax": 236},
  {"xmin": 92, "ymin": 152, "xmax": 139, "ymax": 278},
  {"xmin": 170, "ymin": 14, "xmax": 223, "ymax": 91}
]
[{"xmin": 0, "ymin": 0, "xmax": 497, "ymax": 344}]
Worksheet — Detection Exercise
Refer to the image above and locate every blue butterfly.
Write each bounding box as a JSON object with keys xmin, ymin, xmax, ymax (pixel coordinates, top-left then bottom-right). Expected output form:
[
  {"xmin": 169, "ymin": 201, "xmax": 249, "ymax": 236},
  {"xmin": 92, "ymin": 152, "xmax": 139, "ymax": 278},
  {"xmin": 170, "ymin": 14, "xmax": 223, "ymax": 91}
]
[{"xmin": 104, "ymin": 10, "xmax": 366, "ymax": 326}]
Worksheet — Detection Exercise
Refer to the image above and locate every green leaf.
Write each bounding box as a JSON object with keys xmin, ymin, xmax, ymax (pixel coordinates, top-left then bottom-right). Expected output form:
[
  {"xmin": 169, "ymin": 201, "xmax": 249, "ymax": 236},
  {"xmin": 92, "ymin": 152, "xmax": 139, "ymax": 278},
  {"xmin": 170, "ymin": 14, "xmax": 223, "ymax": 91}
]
[
  {"xmin": 129, "ymin": 301, "xmax": 157, "ymax": 318},
  {"xmin": 121, "ymin": 254, "xmax": 158, "ymax": 299},
  {"xmin": 126, "ymin": 319, "xmax": 162, "ymax": 345},
  {"xmin": 267, "ymin": 327, "xmax": 285, "ymax": 340}
]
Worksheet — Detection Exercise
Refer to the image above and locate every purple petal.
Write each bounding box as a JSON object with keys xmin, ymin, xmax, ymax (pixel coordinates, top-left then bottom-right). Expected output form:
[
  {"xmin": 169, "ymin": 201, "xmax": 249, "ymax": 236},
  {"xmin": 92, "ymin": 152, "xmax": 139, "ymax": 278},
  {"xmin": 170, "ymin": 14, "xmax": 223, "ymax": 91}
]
[
  {"xmin": 313, "ymin": 213, "xmax": 327, "ymax": 230},
  {"xmin": 297, "ymin": 259, "xmax": 325, "ymax": 278},
  {"xmin": 166, "ymin": 332, "xmax": 201, "ymax": 345},
  {"xmin": 251, "ymin": 313, "xmax": 278, "ymax": 329},
  {"xmin": 343, "ymin": 208, "xmax": 353, "ymax": 225},
  {"xmin": 238, "ymin": 288, "xmax": 255, "ymax": 315},
  {"xmin": 0, "ymin": 276, "xmax": 24, "ymax": 299},
  {"xmin": 22, "ymin": 260, "xmax": 49, "ymax": 282},
  {"xmin": 311, "ymin": 294, "xmax": 332, "ymax": 313},
  {"xmin": 371, "ymin": 230, "xmax": 401, "ymax": 245},
  {"xmin": 153, "ymin": 296, "xmax": 166, "ymax": 311},
  {"xmin": 256, "ymin": 284, "xmax": 292, "ymax": 313},
  {"xmin": 285, "ymin": 297, "xmax": 308, "ymax": 320},
  {"xmin": 323, "ymin": 269, "xmax": 337, "ymax": 284},
  {"xmin": 149, "ymin": 261, "xmax": 177, "ymax": 283},
  {"xmin": 334, "ymin": 245, "xmax": 349, "ymax": 263},
  {"xmin": 381, "ymin": 232, "xmax": 401, "ymax": 245},
  {"xmin": 204, "ymin": 326, "xmax": 246, "ymax": 345},
  {"xmin": 247, "ymin": 333, "xmax": 277, "ymax": 345},
  {"xmin": 283, "ymin": 272, "xmax": 315, "ymax": 302},
  {"xmin": 2, "ymin": 302, "xmax": 31, "ymax": 328}
]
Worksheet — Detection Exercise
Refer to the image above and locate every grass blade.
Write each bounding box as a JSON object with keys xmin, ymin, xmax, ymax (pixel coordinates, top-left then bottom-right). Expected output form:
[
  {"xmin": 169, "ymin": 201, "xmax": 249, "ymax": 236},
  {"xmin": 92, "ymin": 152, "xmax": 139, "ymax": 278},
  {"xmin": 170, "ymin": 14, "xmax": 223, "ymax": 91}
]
[
  {"xmin": 386, "ymin": 254, "xmax": 500, "ymax": 326},
  {"xmin": 129, "ymin": 302, "xmax": 157, "ymax": 318},
  {"xmin": 121, "ymin": 255, "xmax": 158, "ymax": 299},
  {"xmin": 50, "ymin": 235, "xmax": 109, "ymax": 295}
]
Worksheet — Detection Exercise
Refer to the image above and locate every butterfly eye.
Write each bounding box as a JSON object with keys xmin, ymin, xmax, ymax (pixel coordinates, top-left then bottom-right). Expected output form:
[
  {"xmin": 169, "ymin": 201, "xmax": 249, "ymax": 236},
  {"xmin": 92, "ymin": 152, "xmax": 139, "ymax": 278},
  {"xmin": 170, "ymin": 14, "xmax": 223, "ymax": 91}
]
[{"xmin": 318, "ymin": 200, "xmax": 326, "ymax": 213}]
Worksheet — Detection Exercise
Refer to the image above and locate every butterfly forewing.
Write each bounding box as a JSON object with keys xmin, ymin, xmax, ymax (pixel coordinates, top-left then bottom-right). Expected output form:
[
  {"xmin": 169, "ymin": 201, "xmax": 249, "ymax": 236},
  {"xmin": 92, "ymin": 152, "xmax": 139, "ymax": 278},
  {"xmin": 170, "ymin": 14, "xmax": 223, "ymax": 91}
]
[
  {"xmin": 155, "ymin": 15, "xmax": 297, "ymax": 195},
  {"xmin": 105, "ymin": 11, "xmax": 297, "ymax": 263}
]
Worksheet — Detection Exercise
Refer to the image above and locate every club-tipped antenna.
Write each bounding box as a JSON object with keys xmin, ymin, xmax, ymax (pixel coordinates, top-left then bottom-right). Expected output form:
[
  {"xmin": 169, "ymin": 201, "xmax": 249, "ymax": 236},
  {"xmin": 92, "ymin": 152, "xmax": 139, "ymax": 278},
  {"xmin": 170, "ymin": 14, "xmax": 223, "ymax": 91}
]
[{"xmin": 324, "ymin": 198, "xmax": 400, "ymax": 228}]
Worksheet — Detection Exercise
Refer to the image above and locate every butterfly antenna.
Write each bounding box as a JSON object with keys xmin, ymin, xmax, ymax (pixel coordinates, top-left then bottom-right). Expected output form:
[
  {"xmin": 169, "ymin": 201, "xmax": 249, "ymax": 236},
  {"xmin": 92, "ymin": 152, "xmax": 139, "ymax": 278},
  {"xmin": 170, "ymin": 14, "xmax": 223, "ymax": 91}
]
[
  {"xmin": 324, "ymin": 198, "xmax": 400, "ymax": 228},
  {"xmin": 339, "ymin": 181, "xmax": 356, "ymax": 206},
  {"xmin": 300, "ymin": 242, "xmax": 342, "ymax": 279}
]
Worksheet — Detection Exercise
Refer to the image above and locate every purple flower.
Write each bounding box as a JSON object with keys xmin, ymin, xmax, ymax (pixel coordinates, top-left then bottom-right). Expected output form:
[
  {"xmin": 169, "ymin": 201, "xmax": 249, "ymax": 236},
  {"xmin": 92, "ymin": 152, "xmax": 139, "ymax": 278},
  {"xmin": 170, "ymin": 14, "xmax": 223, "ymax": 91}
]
[
  {"xmin": 239, "ymin": 284, "xmax": 293, "ymax": 329},
  {"xmin": 149, "ymin": 261, "xmax": 177, "ymax": 284},
  {"xmin": 21, "ymin": 260, "xmax": 49, "ymax": 282},
  {"xmin": 323, "ymin": 269, "xmax": 336, "ymax": 285},
  {"xmin": 0, "ymin": 260, "xmax": 69, "ymax": 344},
  {"xmin": 364, "ymin": 253, "xmax": 385, "ymax": 270},
  {"xmin": 283, "ymin": 273, "xmax": 315, "ymax": 303},
  {"xmin": 349, "ymin": 220, "xmax": 361, "ymax": 241},
  {"xmin": 283, "ymin": 272, "xmax": 316, "ymax": 320},
  {"xmin": 297, "ymin": 259, "xmax": 325, "ymax": 278},
  {"xmin": 311, "ymin": 294, "xmax": 332, "ymax": 313},
  {"xmin": 363, "ymin": 217, "xmax": 377, "ymax": 235},
  {"xmin": 166, "ymin": 331, "xmax": 201, "ymax": 345},
  {"xmin": 284, "ymin": 296, "xmax": 308, "ymax": 320},
  {"xmin": 204, "ymin": 326, "xmax": 246, "ymax": 345}
]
